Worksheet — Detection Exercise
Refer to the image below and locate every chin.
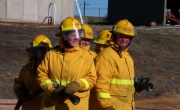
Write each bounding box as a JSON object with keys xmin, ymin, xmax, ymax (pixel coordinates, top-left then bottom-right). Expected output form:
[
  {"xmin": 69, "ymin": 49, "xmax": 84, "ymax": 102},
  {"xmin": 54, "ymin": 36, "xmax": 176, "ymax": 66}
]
[{"xmin": 72, "ymin": 43, "xmax": 79, "ymax": 47}]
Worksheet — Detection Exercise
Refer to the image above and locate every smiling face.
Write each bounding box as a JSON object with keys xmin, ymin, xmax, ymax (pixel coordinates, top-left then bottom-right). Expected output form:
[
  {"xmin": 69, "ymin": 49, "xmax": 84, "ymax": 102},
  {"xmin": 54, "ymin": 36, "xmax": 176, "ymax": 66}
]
[
  {"xmin": 66, "ymin": 31, "xmax": 80, "ymax": 47},
  {"xmin": 80, "ymin": 38, "xmax": 91, "ymax": 47},
  {"xmin": 115, "ymin": 33, "xmax": 131, "ymax": 50}
]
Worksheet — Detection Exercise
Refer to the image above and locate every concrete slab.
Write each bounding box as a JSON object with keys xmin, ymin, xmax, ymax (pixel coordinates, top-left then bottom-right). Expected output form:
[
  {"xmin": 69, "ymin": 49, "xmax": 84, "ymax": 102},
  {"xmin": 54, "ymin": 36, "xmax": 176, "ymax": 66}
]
[
  {"xmin": 24, "ymin": 0, "xmax": 38, "ymax": 22},
  {"xmin": 7, "ymin": 0, "xmax": 23, "ymax": 20},
  {"xmin": 0, "ymin": 0, "xmax": 7, "ymax": 19}
]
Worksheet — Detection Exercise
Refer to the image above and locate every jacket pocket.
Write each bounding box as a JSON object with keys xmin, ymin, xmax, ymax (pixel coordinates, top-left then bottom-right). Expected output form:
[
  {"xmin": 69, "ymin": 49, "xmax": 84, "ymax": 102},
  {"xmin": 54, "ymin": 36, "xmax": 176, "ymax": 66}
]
[
  {"xmin": 74, "ymin": 91, "xmax": 89, "ymax": 98},
  {"xmin": 109, "ymin": 86, "xmax": 128, "ymax": 97}
]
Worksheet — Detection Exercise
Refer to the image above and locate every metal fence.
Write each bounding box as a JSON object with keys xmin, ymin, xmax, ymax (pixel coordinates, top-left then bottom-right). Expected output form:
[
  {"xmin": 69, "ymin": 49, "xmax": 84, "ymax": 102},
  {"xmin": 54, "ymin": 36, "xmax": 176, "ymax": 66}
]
[{"xmin": 74, "ymin": 7, "xmax": 108, "ymax": 17}]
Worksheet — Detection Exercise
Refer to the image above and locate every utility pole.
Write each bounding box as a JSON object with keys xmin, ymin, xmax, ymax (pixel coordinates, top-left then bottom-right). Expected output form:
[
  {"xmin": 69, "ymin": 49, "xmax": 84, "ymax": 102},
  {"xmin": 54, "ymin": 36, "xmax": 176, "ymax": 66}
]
[{"xmin": 83, "ymin": 0, "xmax": 89, "ymax": 16}]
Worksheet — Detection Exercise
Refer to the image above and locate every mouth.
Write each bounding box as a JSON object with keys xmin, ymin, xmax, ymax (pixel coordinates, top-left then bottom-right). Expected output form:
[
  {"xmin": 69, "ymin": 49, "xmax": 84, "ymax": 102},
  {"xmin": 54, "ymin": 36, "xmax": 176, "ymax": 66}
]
[{"xmin": 72, "ymin": 41, "xmax": 79, "ymax": 45}]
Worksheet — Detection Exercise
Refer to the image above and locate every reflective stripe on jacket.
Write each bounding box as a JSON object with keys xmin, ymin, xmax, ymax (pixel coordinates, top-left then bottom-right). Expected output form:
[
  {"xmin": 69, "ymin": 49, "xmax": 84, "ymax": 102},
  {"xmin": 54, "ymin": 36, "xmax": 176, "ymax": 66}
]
[{"xmin": 95, "ymin": 45, "xmax": 135, "ymax": 110}]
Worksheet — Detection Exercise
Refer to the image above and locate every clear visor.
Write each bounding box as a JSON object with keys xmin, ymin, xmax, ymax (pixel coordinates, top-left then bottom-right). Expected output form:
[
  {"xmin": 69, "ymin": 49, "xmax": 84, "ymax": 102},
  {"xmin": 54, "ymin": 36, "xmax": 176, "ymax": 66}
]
[{"xmin": 62, "ymin": 29, "xmax": 86, "ymax": 40}]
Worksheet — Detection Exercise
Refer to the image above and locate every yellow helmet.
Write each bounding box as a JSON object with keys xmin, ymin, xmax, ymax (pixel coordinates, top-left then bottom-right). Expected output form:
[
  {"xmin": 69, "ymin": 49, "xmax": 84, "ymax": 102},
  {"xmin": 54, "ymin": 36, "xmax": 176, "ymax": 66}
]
[
  {"xmin": 59, "ymin": 17, "xmax": 86, "ymax": 39},
  {"xmin": 61, "ymin": 17, "xmax": 83, "ymax": 32},
  {"xmin": 94, "ymin": 30, "xmax": 112, "ymax": 45},
  {"xmin": 113, "ymin": 19, "xmax": 134, "ymax": 37},
  {"xmin": 32, "ymin": 34, "xmax": 52, "ymax": 48},
  {"xmin": 82, "ymin": 24, "xmax": 93, "ymax": 39}
]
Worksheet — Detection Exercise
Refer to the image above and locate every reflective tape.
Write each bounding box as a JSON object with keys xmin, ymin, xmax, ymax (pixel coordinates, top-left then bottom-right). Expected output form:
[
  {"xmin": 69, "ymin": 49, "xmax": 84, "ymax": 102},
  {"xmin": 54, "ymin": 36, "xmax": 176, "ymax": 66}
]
[
  {"xmin": 40, "ymin": 79, "xmax": 52, "ymax": 89},
  {"xmin": 110, "ymin": 79, "xmax": 134, "ymax": 85},
  {"xmin": 61, "ymin": 80, "xmax": 70, "ymax": 86},
  {"xmin": 62, "ymin": 25, "xmax": 82, "ymax": 31},
  {"xmin": 98, "ymin": 92, "xmax": 111, "ymax": 98},
  {"xmin": 96, "ymin": 39, "xmax": 106, "ymax": 44},
  {"xmin": 52, "ymin": 79, "xmax": 70, "ymax": 86},
  {"xmin": 80, "ymin": 78, "xmax": 90, "ymax": 90},
  {"xmin": 33, "ymin": 43, "xmax": 52, "ymax": 48}
]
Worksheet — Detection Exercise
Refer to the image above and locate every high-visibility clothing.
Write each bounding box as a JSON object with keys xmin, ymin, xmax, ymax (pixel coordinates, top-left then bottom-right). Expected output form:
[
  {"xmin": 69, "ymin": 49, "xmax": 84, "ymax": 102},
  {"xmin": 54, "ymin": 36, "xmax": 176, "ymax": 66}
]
[
  {"xmin": 89, "ymin": 50, "xmax": 97, "ymax": 59},
  {"xmin": 37, "ymin": 45, "xmax": 97, "ymax": 110},
  {"xmin": 80, "ymin": 45, "xmax": 97, "ymax": 59},
  {"xmin": 13, "ymin": 61, "xmax": 42, "ymax": 110},
  {"xmin": 95, "ymin": 44, "xmax": 135, "ymax": 110}
]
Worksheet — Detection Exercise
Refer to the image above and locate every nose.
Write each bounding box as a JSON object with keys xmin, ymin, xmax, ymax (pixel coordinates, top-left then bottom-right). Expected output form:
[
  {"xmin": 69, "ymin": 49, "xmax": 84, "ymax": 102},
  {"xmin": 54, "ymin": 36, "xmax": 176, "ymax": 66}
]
[
  {"xmin": 120, "ymin": 37, "xmax": 126, "ymax": 41},
  {"xmin": 74, "ymin": 37, "xmax": 80, "ymax": 41}
]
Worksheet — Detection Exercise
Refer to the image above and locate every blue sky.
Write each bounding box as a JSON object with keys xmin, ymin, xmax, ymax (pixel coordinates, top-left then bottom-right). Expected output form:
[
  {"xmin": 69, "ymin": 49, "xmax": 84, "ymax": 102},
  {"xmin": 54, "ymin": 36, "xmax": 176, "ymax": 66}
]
[{"xmin": 74, "ymin": 0, "xmax": 108, "ymax": 17}]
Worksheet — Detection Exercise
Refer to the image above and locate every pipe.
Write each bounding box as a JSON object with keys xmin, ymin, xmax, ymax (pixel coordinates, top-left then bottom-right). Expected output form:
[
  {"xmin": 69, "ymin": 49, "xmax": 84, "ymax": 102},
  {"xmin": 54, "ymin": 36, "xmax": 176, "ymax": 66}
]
[
  {"xmin": 48, "ymin": 3, "xmax": 56, "ymax": 25},
  {"xmin": 75, "ymin": 0, "xmax": 84, "ymax": 24},
  {"xmin": 0, "ymin": 102, "xmax": 16, "ymax": 105},
  {"xmin": 136, "ymin": 108, "xmax": 171, "ymax": 110},
  {"xmin": 0, "ymin": 21, "xmax": 58, "ymax": 27},
  {"xmin": 163, "ymin": 0, "xmax": 167, "ymax": 25}
]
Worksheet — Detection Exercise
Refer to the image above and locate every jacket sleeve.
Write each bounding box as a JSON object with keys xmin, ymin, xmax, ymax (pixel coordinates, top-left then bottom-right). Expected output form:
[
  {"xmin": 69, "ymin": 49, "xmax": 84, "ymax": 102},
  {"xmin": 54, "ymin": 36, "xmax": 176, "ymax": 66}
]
[
  {"xmin": 95, "ymin": 54, "xmax": 113, "ymax": 108},
  {"xmin": 13, "ymin": 64, "xmax": 29, "ymax": 97},
  {"xmin": 76, "ymin": 55, "xmax": 97, "ymax": 91},
  {"xmin": 37, "ymin": 52, "xmax": 54, "ymax": 95}
]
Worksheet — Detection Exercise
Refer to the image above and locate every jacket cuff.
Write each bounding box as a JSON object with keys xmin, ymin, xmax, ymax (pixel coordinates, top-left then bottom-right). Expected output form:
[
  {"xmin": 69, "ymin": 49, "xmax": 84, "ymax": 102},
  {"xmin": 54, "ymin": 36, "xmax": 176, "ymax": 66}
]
[
  {"xmin": 98, "ymin": 98, "xmax": 112, "ymax": 108},
  {"xmin": 75, "ymin": 79, "xmax": 89, "ymax": 91}
]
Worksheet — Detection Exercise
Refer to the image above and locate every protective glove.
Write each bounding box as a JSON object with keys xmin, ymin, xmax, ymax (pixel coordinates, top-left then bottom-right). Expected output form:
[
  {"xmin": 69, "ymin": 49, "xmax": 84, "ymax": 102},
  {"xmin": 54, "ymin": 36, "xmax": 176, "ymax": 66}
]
[
  {"xmin": 13, "ymin": 78, "xmax": 29, "ymax": 99},
  {"xmin": 64, "ymin": 81, "xmax": 80, "ymax": 94},
  {"xmin": 103, "ymin": 106, "xmax": 115, "ymax": 110},
  {"xmin": 14, "ymin": 87, "xmax": 29, "ymax": 99},
  {"xmin": 51, "ymin": 87, "xmax": 65, "ymax": 102},
  {"xmin": 134, "ymin": 77, "xmax": 153, "ymax": 93},
  {"xmin": 51, "ymin": 87, "xmax": 63, "ymax": 97}
]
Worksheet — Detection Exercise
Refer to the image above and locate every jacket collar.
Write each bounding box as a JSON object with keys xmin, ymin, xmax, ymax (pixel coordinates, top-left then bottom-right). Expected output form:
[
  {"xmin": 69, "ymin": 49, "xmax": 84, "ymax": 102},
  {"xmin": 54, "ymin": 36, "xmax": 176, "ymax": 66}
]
[
  {"xmin": 63, "ymin": 45, "xmax": 80, "ymax": 53},
  {"xmin": 80, "ymin": 45, "xmax": 90, "ymax": 51}
]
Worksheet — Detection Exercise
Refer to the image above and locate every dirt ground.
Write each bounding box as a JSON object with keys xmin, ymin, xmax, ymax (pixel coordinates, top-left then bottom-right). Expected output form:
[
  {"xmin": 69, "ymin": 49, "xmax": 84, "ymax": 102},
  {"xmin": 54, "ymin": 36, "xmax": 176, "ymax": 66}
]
[{"xmin": 0, "ymin": 22, "xmax": 179, "ymax": 109}]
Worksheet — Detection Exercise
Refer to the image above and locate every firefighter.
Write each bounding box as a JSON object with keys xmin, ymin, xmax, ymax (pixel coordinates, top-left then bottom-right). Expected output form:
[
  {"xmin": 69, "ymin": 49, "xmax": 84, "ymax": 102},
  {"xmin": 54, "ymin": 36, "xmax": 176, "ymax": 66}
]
[
  {"xmin": 13, "ymin": 34, "xmax": 53, "ymax": 110},
  {"xmin": 80, "ymin": 23, "xmax": 97, "ymax": 59},
  {"xmin": 37, "ymin": 17, "xmax": 97, "ymax": 110},
  {"xmin": 94, "ymin": 30, "xmax": 113, "ymax": 53},
  {"xmin": 95, "ymin": 19, "xmax": 135, "ymax": 110}
]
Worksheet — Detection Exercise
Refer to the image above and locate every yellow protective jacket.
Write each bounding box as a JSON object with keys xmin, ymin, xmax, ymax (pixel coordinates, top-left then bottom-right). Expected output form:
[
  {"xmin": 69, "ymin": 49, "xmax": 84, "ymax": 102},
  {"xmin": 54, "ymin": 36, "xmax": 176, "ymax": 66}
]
[
  {"xmin": 95, "ymin": 44, "xmax": 135, "ymax": 110},
  {"xmin": 37, "ymin": 45, "xmax": 97, "ymax": 110},
  {"xmin": 80, "ymin": 45, "xmax": 97, "ymax": 59},
  {"xmin": 88, "ymin": 50, "xmax": 97, "ymax": 59},
  {"xmin": 13, "ymin": 61, "xmax": 42, "ymax": 110}
]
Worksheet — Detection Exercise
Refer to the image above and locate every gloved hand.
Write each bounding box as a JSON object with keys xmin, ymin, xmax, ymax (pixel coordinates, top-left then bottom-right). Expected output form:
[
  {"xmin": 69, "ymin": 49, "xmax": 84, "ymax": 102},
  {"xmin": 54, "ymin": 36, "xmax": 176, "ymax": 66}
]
[
  {"xmin": 14, "ymin": 87, "xmax": 29, "ymax": 99},
  {"xmin": 51, "ymin": 87, "xmax": 63, "ymax": 97},
  {"xmin": 64, "ymin": 81, "xmax": 80, "ymax": 94},
  {"xmin": 103, "ymin": 106, "xmax": 115, "ymax": 110},
  {"xmin": 51, "ymin": 87, "xmax": 65, "ymax": 102},
  {"xmin": 13, "ymin": 78, "xmax": 29, "ymax": 99},
  {"xmin": 134, "ymin": 77, "xmax": 153, "ymax": 93},
  {"xmin": 135, "ymin": 86, "xmax": 144, "ymax": 93}
]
